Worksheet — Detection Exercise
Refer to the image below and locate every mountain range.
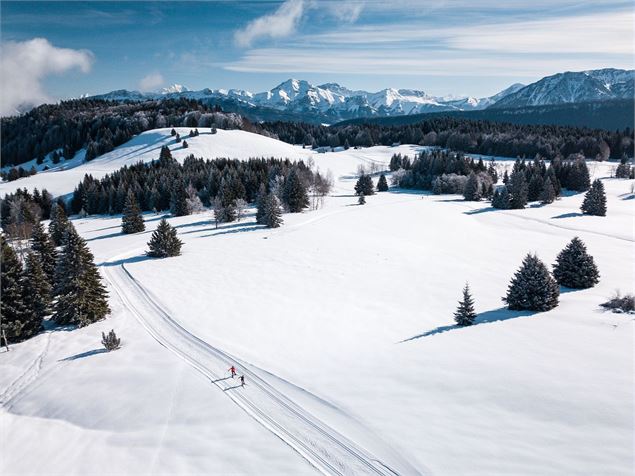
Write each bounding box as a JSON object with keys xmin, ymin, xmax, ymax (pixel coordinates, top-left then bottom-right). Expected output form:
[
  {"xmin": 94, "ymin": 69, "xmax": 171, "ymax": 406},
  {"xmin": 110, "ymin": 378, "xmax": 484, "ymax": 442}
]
[{"xmin": 92, "ymin": 68, "xmax": 633, "ymax": 126}]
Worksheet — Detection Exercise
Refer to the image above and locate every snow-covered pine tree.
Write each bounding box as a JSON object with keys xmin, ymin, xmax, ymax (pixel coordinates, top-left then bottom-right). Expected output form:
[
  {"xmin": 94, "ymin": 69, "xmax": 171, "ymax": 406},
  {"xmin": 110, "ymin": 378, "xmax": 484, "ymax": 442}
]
[
  {"xmin": 30, "ymin": 221, "xmax": 57, "ymax": 282},
  {"xmin": 354, "ymin": 174, "xmax": 375, "ymax": 196},
  {"xmin": 539, "ymin": 176, "xmax": 556, "ymax": 204},
  {"xmin": 377, "ymin": 174, "xmax": 389, "ymax": 192},
  {"xmin": 121, "ymin": 191, "xmax": 145, "ymax": 234},
  {"xmin": 283, "ymin": 168, "xmax": 309, "ymax": 212},
  {"xmin": 503, "ymin": 253, "xmax": 559, "ymax": 311},
  {"xmin": 49, "ymin": 203, "xmax": 70, "ymax": 246},
  {"xmin": 21, "ymin": 252, "xmax": 51, "ymax": 332},
  {"xmin": 580, "ymin": 179, "xmax": 607, "ymax": 216},
  {"xmin": 170, "ymin": 181, "xmax": 189, "ymax": 217},
  {"xmin": 255, "ymin": 184, "xmax": 267, "ymax": 225},
  {"xmin": 454, "ymin": 283, "xmax": 477, "ymax": 326},
  {"xmin": 553, "ymin": 237, "xmax": 600, "ymax": 289},
  {"xmin": 53, "ymin": 227, "xmax": 110, "ymax": 327},
  {"xmin": 147, "ymin": 218, "xmax": 182, "ymax": 258},
  {"xmin": 463, "ymin": 172, "xmax": 482, "ymax": 201},
  {"xmin": 263, "ymin": 193, "xmax": 283, "ymax": 228},
  {"xmin": 508, "ymin": 170, "xmax": 528, "ymax": 209},
  {"xmin": 492, "ymin": 186, "xmax": 511, "ymax": 209},
  {"xmin": 1, "ymin": 236, "xmax": 31, "ymax": 343}
]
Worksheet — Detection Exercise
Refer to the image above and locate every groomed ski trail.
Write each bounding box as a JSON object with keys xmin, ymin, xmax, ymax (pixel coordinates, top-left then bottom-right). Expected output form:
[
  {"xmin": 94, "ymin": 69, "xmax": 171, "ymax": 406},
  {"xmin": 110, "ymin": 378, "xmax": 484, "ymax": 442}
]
[{"xmin": 103, "ymin": 259, "xmax": 423, "ymax": 476}]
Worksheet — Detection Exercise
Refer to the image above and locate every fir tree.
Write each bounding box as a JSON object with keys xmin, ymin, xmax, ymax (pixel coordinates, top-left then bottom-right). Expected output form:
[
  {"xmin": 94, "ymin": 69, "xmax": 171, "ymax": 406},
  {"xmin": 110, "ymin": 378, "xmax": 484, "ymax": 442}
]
[
  {"xmin": 170, "ymin": 181, "xmax": 189, "ymax": 217},
  {"xmin": 102, "ymin": 329, "xmax": 121, "ymax": 351},
  {"xmin": 30, "ymin": 221, "xmax": 57, "ymax": 282},
  {"xmin": 21, "ymin": 252, "xmax": 51, "ymax": 332},
  {"xmin": 492, "ymin": 186, "xmax": 511, "ymax": 209},
  {"xmin": 49, "ymin": 203, "xmax": 70, "ymax": 246},
  {"xmin": 580, "ymin": 179, "xmax": 607, "ymax": 216},
  {"xmin": 1, "ymin": 236, "xmax": 30, "ymax": 343},
  {"xmin": 121, "ymin": 191, "xmax": 145, "ymax": 234},
  {"xmin": 255, "ymin": 184, "xmax": 267, "ymax": 225},
  {"xmin": 454, "ymin": 283, "xmax": 477, "ymax": 326},
  {"xmin": 553, "ymin": 237, "xmax": 600, "ymax": 289},
  {"xmin": 539, "ymin": 176, "xmax": 556, "ymax": 204},
  {"xmin": 170, "ymin": 128, "xmax": 176, "ymax": 136},
  {"xmin": 508, "ymin": 170, "xmax": 528, "ymax": 209},
  {"xmin": 354, "ymin": 174, "xmax": 375, "ymax": 196},
  {"xmin": 147, "ymin": 218, "xmax": 182, "ymax": 258},
  {"xmin": 283, "ymin": 168, "xmax": 309, "ymax": 213},
  {"xmin": 377, "ymin": 174, "xmax": 389, "ymax": 192},
  {"xmin": 53, "ymin": 227, "xmax": 110, "ymax": 327},
  {"xmin": 503, "ymin": 254, "xmax": 559, "ymax": 311},
  {"xmin": 528, "ymin": 173, "xmax": 544, "ymax": 202},
  {"xmin": 182, "ymin": 140, "xmax": 188, "ymax": 149},
  {"xmin": 263, "ymin": 193, "xmax": 283, "ymax": 228},
  {"xmin": 463, "ymin": 172, "xmax": 482, "ymax": 201}
]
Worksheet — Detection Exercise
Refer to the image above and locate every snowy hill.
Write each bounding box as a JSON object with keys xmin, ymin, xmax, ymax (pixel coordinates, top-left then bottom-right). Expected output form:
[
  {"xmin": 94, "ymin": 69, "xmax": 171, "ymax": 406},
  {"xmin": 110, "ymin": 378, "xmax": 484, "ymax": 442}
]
[
  {"xmin": 1, "ymin": 136, "xmax": 632, "ymax": 474},
  {"xmin": 0, "ymin": 128, "xmax": 311, "ymax": 198},
  {"xmin": 490, "ymin": 69, "xmax": 634, "ymax": 109}
]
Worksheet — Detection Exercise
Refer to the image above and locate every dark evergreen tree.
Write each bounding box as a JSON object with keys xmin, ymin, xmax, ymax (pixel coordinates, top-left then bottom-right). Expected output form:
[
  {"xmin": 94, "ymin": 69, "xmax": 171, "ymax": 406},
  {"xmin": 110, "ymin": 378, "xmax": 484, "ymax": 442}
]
[
  {"xmin": 507, "ymin": 170, "xmax": 528, "ymax": 209},
  {"xmin": 21, "ymin": 252, "xmax": 51, "ymax": 332},
  {"xmin": 159, "ymin": 145, "xmax": 173, "ymax": 163},
  {"xmin": 147, "ymin": 218, "xmax": 182, "ymax": 258},
  {"xmin": 182, "ymin": 140, "xmax": 188, "ymax": 149},
  {"xmin": 1, "ymin": 236, "xmax": 31, "ymax": 343},
  {"xmin": 30, "ymin": 221, "xmax": 57, "ymax": 282},
  {"xmin": 49, "ymin": 203, "xmax": 70, "ymax": 246},
  {"xmin": 121, "ymin": 191, "xmax": 145, "ymax": 234},
  {"xmin": 53, "ymin": 227, "xmax": 110, "ymax": 326},
  {"xmin": 170, "ymin": 128, "xmax": 176, "ymax": 136},
  {"xmin": 463, "ymin": 172, "xmax": 482, "ymax": 201},
  {"xmin": 283, "ymin": 168, "xmax": 309, "ymax": 212},
  {"xmin": 527, "ymin": 173, "xmax": 544, "ymax": 202},
  {"xmin": 539, "ymin": 176, "xmax": 556, "ymax": 204},
  {"xmin": 503, "ymin": 254, "xmax": 559, "ymax": 311},
  {"xmin": 580, "ymin": 179, "xmax": 607, "ymax": 216},
  {"xmin": 262, "ymin": 193, "xmax": 283, "ymax": 228},
  {"xmin": 255, "ymin": 184, "xmax": 267, "ymax": 225},
  {"xmin": 492, "ymin": 186, "xmax": 511, "ymax": 209},
  {"xmin": 454, "ymin": 283, "xmax": 477, "ymax": 326},
  {"xmin": 377, "ymin": 174, "xmax": 389, "ymax": 192},
  {"xmin": 102, "ymin": 329, "xmax": 121, "ymax": 351},
  {"xmin": 170, "ymin": 181, "xmax": 189, "ymax": 217},
  {"xmin": 553, "ymin": 237, "xmax": 600, "ymax": 289},
  {"xmin": 354, "ymin": 174, "xmax": 375, "ymax": 196}
]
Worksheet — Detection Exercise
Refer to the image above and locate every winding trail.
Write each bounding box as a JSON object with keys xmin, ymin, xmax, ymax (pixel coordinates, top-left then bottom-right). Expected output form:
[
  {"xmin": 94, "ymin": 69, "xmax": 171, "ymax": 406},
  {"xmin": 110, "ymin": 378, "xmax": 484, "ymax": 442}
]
[{"xmin": 103, "ymin": 258, "xmax": 423, "ymax": 476}]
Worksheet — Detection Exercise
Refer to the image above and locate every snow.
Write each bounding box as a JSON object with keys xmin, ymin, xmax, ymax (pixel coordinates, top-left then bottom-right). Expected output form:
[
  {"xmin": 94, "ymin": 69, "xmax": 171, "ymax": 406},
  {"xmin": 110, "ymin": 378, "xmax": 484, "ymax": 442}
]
[{"xmin": 1, "ymin": 130, "xmax": 633, "ymax": 475}]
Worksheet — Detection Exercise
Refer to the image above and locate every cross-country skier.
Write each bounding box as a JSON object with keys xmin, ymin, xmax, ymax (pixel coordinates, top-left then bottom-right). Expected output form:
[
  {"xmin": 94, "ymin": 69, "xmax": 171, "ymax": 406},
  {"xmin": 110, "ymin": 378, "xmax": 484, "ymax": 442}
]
[
  {"xmin": 240, "ymin": 375, "xmax": 245, "ymax": 387},
  {"xmin": 229, "ymin": 366, "xmax": 236, "ymax": 378}
]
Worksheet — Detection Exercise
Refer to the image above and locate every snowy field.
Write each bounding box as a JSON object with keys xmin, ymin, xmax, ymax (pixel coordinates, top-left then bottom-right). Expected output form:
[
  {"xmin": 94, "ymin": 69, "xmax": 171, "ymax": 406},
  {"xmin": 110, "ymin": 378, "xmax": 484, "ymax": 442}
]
[{"xmin": 1, "ymin": 129, "xmax": 633, "ymax": 475}]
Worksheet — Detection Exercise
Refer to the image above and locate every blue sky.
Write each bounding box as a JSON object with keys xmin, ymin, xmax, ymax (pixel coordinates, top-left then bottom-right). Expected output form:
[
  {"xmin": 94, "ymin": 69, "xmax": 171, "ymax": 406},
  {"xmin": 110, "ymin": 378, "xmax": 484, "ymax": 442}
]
[{"xmin": 1, "ymin": 0, "xmax": 633, "ymax": 114}]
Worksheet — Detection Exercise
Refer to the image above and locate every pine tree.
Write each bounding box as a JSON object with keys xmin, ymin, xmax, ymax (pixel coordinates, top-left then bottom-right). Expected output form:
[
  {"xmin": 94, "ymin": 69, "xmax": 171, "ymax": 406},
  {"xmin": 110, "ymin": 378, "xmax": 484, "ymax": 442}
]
[
  {"xmin": 539, "ymin": 176, "xmax": 556, "ymax": 204},
  {"xmin": 454, "ymin": 283, "xmax": 477, "ymax": 326},
  {"xmin": 263, "ymin": 193, "xmax": 283, "ymax": 228},
  {"xmin": 170, "ymin": 181, "xmax": 189, "ymax": 217},
  {"xmin": 53, "ymin": 227, "xmax": 110, "ymax": 327},
  {"xmin": 354, "ymin": 174, "xmax": 375, "ymax": 196},
  {"xmin": 147, "ymin": 218, "xmax": 182, "ymax": 258},
  {"xmin": 553, "ymin": 237, "xmax": 600, "ymax": 289},
  {"xmin": 508, "ymin": 170, "xmax": 528, "ymax": 209},
  {"xmin": 463, "ymin": 172, "xmax": 482, "ymax": 201},
  {"xmin": 580, "ymin": 179, "xmax": 607, "ymax": 216},
  {"xmin": 121, "ymin": 191, "xmax": 145, "ymax": 234},
  {"xmin": 503, "ymin": 254, "xmax": 559, "ymax": 311},
  {"xmin": 377, "ymin": 174, "xmax": 389, "ymax": 192},
  {"xmin": 1, "ymin": 236, "xmax": 30, "ymax": 343},
  {"xmin": 30, "ymin": 221, "xmax": 57, "ymax": 282},
  {"xmin": 528, "ymin": 173, "xmax": 544, "ymax": 202},
  {"xmin": 182, "ymin": 140, "xmax": 188, "ymax": 149},
  {"xmin": 49, "ymin": 203, "xmax": 70, "ymax": 246},
  {"xmin": 255, "ymin": 184, "xmax": 267, "ymax": 225},
  {"xmin": 101, "ymin": 329, "xmax": 121, "ymax": 351},
  {"xmin": 21, "ymin": 252, "xmax": 51, "ymax": 333},
  {"xmin": 283, "ymin": 168, "xmax": 309, "ymax": 213},
  {"xmin": 492, "ymin": 186, "xmax": 511, "ymax": 209}
]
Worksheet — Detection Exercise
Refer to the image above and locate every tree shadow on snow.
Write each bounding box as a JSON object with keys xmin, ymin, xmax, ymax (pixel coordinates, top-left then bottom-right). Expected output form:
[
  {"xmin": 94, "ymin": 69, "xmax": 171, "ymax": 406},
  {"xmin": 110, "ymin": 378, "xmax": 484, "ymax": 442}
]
[
  {"xmin": 59, "ymin": 348, "xmax": 108, "ymax": 361},
  {"xmin": 464, "ymin": 206, "xmax": 497, "ymax": 215},
  {"xmin": 399, "ymin": 306, "xmax": 538, "ymax": 343},
  {"xmin": 551, "ymin": 212, "xmax": 583, "ymax": 219},
  {"xmin": 97, "ymin": 254, "xmax": 154, "ymax": 267}
]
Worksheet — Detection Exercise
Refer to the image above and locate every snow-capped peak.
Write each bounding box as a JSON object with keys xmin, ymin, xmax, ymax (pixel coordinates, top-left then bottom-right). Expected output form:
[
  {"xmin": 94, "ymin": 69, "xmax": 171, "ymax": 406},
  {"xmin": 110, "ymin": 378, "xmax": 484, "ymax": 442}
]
[{"xmin": 161, "ymin": 84, "xmax": 189, "ymax": 94}]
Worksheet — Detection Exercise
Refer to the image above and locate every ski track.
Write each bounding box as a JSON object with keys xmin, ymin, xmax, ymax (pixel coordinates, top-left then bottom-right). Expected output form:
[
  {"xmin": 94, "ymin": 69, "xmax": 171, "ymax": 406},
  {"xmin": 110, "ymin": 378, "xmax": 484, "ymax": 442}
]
[
  {"xmin": 103, "ymin": 257, "xmax": 422, "ymax": 476},
  {"xmin": 0, "ymin": 332, "xmax": 52, "ymax": 409}
]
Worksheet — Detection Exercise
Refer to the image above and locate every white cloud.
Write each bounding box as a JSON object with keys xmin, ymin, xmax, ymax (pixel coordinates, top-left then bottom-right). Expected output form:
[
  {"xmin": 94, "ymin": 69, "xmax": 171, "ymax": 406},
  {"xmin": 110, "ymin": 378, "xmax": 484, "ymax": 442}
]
[
  {"xmin": 324, "ymin": 1, "xmax": 363, "ymax": 22},
  {"xmin": 138, "ymin": 72, "xmax": 164, "ymax": 91},
  {"xmin": 234, "ymin": 0, "xmax": 306, "ymax": 48},
  {"xmin": 0, "ymin": 38, "xmax": 93, "ymax": 116}
]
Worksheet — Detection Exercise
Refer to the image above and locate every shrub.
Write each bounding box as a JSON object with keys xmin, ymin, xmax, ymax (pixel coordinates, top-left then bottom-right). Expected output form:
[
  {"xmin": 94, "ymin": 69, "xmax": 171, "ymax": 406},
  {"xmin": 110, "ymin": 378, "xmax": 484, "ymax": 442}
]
[{"xmin": 102, "ymin": 329, "xmax": 121, "ymax": 351}]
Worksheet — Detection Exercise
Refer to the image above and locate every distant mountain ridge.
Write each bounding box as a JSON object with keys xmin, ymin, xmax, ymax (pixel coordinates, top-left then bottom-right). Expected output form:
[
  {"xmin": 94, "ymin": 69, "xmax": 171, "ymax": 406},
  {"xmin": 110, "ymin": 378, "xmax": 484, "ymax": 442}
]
[{"xmin": 90, "ymin": 68, "xmax": 633, "ymax": 126}]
